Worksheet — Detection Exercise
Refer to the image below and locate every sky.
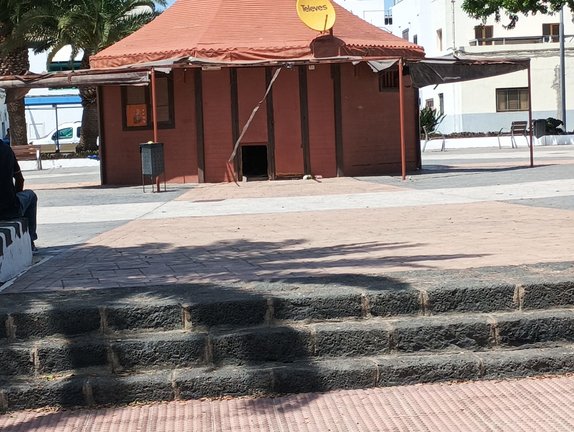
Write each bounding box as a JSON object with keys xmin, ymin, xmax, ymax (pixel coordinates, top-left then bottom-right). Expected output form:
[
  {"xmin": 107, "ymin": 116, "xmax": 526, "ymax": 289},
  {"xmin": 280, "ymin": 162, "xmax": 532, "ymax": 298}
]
[{"xmin": 164, "ymin": 0, "xmax": 394, "ymax": 9}]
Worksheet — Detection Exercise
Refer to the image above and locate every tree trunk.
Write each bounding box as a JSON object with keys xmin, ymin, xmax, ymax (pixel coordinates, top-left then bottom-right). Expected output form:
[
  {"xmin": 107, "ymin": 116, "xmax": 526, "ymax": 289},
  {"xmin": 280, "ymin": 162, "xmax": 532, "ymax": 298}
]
[
  {"xmin": 76, "ymin": 53, "xmax": 99, "ymax": 152},
  {"xmin": 0, "ymin": 46, "xmax": 30, "ymax": 146},
  {"xmin": 6, "ymin": 96, "xmax": 27, "ymax": 146},
  {"xmin": 78, "ymin": 86, "xmax": 99, "ymax": 151}
]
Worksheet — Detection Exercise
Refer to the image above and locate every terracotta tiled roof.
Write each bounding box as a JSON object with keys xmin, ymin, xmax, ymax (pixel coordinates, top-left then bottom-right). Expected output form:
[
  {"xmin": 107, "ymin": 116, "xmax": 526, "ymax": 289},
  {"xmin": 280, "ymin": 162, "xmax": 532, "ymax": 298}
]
[{"xmin": 90, "ymin": 0, "xmax": 424, "ymax": 69}]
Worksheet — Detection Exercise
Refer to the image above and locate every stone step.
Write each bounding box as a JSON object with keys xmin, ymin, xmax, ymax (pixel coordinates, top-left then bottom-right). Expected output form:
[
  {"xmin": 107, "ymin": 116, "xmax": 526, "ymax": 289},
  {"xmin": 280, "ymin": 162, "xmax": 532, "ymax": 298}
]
[
  {"xmin": 1, "ymin": 265, "xmax": 574, "ymax": 341},
  {"xmin": 2, "ymin": 307, "xmax": 574, "ymax": 377},
  {"xmin": 2, "ymin": 344, "xmax": 574, "ymax": 412}
]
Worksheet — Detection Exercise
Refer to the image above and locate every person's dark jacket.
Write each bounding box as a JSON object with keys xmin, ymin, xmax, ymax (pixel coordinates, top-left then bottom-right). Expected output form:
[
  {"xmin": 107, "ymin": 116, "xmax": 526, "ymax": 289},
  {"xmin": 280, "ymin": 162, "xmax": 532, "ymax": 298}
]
[{"xmin": 0, "ymin": 144, "xmax": 24, "ymax": 219}]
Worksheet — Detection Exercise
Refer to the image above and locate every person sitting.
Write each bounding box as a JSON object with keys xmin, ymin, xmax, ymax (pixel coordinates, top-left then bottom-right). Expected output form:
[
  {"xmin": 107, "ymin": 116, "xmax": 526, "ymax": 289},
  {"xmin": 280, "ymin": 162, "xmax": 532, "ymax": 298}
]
[{"xmin": 0, "ymin": 143, "xmax": 38, "ymax": 252}]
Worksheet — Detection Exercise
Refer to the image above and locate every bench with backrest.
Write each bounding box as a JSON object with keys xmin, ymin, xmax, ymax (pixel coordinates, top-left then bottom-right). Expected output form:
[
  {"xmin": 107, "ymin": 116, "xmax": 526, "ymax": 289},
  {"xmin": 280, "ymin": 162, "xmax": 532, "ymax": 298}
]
[
  {"xmin": 422, "ymin": 125, "xmax": 447, "ymax": 152},
  {"xmin": 10, "ymin": 145, "xmax": 42, "ymax": 169},
  {"xmin": 497, "ymin": 121, "xmax": 529, "ymax": 149}
]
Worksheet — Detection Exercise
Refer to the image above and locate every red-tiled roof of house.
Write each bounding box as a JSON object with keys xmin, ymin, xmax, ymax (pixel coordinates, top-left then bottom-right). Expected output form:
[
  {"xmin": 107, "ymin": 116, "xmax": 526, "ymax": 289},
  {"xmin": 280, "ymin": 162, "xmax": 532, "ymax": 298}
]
[{"xmin": 90, "ymin": 0, "xmax": 424, "ymax": 68}]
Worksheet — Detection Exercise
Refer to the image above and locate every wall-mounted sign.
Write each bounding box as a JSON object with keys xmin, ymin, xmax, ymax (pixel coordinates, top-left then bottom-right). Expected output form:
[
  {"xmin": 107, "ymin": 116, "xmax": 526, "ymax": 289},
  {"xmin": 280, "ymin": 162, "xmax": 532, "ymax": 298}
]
[
  {"xmin": 296, "ymin": 0, "xmax": 336, "ymax": 32},
  {"xmin": 126, "ymin": 104, "xmax": 148, "ymax": 127}
]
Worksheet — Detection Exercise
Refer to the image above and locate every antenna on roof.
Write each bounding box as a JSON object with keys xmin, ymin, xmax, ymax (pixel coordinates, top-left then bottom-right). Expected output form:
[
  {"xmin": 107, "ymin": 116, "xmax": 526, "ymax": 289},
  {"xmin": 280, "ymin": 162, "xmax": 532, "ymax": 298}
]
[{"xmin": 296, "ymin": 0, "xmax": 336, "ymax": 33}]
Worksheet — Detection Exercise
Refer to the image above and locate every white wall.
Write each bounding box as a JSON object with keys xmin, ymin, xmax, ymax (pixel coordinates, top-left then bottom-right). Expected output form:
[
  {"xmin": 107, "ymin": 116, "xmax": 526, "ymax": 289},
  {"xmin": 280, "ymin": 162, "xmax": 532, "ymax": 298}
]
[
  {"xmin": 335, "ymin": 0, "xmax": 394, "ymax": 30},
  {"xmin": 26, "ymin": 48, "xmax": 83, "ymax": 140},
  {"xmin": 392, "ymin": 0, "xmax": 574, "ymax": 133},
  {"xmin": 26, "ymin": 106, "xmax": 83, "ymax": 140}
]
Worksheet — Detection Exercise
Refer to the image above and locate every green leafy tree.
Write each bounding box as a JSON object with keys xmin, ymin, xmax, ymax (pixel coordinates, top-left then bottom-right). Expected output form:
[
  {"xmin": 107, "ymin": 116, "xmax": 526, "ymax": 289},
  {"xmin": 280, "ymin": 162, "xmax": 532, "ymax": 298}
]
[
  {"xmin": 419, "ymin": 106, "xmax": 445, "ymax": 138},
  {"xmin": 21, "ymin": 0, "xmax": 166, "ymax": 151},
  {"xmin": 462, "ymin": 0, "xmax": 574, "ymax": 28},
  {"xmin": 0, "ymin": 0, "xmax": 38, "ymax": 146}
]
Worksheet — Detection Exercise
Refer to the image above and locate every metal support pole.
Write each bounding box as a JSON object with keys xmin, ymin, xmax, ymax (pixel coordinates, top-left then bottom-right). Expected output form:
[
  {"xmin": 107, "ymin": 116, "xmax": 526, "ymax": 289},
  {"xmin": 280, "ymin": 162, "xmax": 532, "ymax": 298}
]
[
  {"xmin": 560, "ymin": 7, "xmax": 567, "ymax": 130},
  {"xmin": 151, "ymin": 68, "xmax": 159, "ymax": 143},
  {"xmin": 150, "ymin": 68, "xmax": 160, "ymax": 192},
  {"xmin": 451, "ymin": 0, "xmax": 456, "ymax": 51},
  {"xmin": 398, "ymin": 58, "xmax": 407, "ymax": 180},
  {"xmin": 528, "ymin": 63, "xmax": 534, "ymax": 168}
]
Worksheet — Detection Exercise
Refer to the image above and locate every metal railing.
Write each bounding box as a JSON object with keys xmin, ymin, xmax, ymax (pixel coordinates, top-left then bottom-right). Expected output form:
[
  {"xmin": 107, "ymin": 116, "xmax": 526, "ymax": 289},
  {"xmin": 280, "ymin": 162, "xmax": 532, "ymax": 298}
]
[{"xmin": 469, "ymin": 35, "xmax": 574, "ymax": 46}]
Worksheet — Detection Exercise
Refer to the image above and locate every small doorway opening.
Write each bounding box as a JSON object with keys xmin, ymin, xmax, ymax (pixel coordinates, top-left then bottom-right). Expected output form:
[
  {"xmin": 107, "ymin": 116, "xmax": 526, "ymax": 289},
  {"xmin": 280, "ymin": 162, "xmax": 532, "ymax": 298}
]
[{"xmin": 241, "ymin": 145, "xmax": 268, "ymax": 180}]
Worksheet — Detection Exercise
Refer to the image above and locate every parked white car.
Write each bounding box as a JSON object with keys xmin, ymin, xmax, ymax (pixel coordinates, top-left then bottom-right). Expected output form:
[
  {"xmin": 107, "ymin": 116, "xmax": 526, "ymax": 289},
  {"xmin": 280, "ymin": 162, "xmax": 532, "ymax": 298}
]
[{"xmin": 29, "ymin": 121, "xmax": 81, "ymax": 153}]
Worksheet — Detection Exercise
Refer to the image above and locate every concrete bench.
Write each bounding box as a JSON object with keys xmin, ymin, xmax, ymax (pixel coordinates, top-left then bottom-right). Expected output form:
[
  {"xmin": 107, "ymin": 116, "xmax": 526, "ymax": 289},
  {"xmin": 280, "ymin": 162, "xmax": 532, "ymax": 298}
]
[
  {"xmin": 0, "ymin": 219, "xmax": 33, "ymax": 283},
  {"xmin": 12, "ymin": 145, "xmax": 42, "ymax": 170}
]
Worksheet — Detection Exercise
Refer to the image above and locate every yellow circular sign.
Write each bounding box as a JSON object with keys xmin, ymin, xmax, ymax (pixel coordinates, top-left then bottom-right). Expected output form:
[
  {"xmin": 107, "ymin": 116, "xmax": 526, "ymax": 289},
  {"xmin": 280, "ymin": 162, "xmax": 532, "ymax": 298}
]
[{"xmin": 296, "ymin": 0, "xmax": 336, "ymax": 32}]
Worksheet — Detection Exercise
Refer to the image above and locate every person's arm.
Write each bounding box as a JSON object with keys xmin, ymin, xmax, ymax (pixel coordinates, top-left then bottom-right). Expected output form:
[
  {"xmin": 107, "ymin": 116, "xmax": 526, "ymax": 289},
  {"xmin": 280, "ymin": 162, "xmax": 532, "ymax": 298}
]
[{"xmin": 14, "ymin": 160, "xmax": 24, "ymax": 192}]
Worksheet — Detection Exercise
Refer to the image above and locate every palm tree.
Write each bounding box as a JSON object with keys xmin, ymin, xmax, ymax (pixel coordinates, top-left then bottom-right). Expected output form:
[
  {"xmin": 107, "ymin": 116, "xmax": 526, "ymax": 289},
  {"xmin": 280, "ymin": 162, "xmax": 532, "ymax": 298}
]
[
  {"xmin": 0, "ymin": 0, "xmax": 35, "ymax": 146},
  {"xmin": 22, "ymin": 0, "xmax": 166, "ymax": 151}
]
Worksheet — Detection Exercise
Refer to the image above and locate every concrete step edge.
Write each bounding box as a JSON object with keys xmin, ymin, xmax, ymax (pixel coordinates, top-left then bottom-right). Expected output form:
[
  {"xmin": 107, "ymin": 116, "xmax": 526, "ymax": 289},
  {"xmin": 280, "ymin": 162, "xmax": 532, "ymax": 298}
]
[
  {"xmin": 2, "ymin": 344, "xmax": 574, "ymax": 412},
  {"xmin": 2, "ymin": 278, "xmax": 574, "ymax": 341},
  {"xmin": 2, "ymin": 305, "xmax": 574, "ymax": 376}
]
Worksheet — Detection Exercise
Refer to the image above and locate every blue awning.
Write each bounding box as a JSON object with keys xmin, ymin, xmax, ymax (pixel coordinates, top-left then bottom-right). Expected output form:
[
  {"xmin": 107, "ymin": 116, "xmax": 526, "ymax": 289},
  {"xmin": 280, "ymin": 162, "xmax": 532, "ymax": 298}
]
[{"xmin": 24, "ymin": 95, "xmax": 82, "ymax": 106}]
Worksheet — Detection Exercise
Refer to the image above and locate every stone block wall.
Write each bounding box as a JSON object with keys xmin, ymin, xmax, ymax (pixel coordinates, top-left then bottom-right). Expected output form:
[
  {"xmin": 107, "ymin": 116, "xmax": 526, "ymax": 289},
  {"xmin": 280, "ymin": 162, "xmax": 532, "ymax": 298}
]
[{"xmin": 0, "ymin": 220, "xmax": 33, "ymax": 284}]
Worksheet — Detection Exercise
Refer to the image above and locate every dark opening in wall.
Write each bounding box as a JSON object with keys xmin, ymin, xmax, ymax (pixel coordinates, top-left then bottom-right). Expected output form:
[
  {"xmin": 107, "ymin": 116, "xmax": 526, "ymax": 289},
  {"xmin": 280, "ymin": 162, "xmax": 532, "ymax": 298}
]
[{"xmin": 241, "ymin": 145, "xmax": 268, "ymax": 179}]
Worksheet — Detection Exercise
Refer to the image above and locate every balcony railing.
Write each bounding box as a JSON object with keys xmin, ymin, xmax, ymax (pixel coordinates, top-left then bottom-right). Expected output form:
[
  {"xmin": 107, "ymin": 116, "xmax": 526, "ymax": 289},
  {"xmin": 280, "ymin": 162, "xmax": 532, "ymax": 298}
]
[{"xmin": 470, "ymin": 35, "xmax": 574, "ymax": 46}]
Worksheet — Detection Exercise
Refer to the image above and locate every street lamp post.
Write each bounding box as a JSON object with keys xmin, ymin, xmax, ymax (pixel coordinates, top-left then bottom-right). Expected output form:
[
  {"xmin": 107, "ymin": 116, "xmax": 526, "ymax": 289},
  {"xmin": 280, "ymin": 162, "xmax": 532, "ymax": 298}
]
[
  {"xmin": 451, "ymin": 0, "xmax": 456, "ymax": 51},
  {"xmin": 560, "ymin": 6, "xmax": 567, "ymax": 130}
]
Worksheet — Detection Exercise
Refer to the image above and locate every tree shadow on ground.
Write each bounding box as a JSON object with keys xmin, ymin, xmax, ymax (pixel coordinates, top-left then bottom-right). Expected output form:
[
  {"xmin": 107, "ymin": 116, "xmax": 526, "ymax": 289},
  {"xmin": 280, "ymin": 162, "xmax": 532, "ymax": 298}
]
[
  {"xmin": 13, "ymin": 239, "xmax": 487, "ymax": 291},
  {"xmin": 418, "ymin": 165, "xmax": 551, "ymax": 175}
]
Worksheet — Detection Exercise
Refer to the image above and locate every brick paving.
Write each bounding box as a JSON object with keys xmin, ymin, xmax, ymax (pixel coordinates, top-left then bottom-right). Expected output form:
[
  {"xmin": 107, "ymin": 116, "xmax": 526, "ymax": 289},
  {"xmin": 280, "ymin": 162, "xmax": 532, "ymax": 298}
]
[
  {"xmin": 2, "ymin": 374, "xmax": 574, "ymax": 431},
  {"xmin": 5, "ymin": 165, "xmax": 574, "ymax": 292},
  {"xmin": 2, "ymin": 145, "xmax": 574, "ymax": 429}
]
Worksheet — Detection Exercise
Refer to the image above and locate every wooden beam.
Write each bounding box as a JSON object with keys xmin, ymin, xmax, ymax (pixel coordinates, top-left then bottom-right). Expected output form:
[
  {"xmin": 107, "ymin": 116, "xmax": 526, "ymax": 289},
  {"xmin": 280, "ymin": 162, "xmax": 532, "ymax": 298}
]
[
  {"xmin": 265, "ymin": 67, "xmax": 277, "ymax": 180},
  {"xmin": 398, "ymin": 59, "xmax": 407, "ymax": 180},
  {"xmin": 299, "ymin": 66, "xmax": 311, "ymax": 175},
  {"xmin": 332, "ymin": 64, "xmax": 343, "ymax": 177},
  {"xmin": 230, "ymin": 68, "xmax": 240, "ymax": 180},
  {"xmin": 194, "ymin": 69, "xmax": 205, "ymax": 183}
]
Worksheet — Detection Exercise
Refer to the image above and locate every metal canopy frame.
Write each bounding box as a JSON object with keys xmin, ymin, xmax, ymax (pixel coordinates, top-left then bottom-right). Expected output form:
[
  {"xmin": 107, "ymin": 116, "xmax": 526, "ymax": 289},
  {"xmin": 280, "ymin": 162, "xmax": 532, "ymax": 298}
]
[
  {"xmin": 399, "ymin": 56, "xmax": 534, "ymax": 179},
  {"xmin": 0, "ymin": 70, "xmax": 150, "ymax": 90},
  {"xmin": 0, "ymin": 54, "xmax": 534, "ymax": 182}
]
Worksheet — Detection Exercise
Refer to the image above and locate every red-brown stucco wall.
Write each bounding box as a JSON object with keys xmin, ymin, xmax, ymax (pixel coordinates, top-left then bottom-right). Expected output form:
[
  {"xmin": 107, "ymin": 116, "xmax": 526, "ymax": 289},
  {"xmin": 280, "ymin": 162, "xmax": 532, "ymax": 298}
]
[
  {"xmin": 307, "ymin": 64, "xmax": 337, "ymax": 178},
  {"xmin": 339, "ymin": 62, "xmax": 418, "ymax": 176},
  {"xmin": 100, "ymin": 69, "xmax": 198, "ymax": 185},
  {"xmin": 272, "ymin": 67, "xmax": 305, "ymax": 177},
  {"xmin": 237, "ymin": 68, "xmax": 268, "ymax": 145},
  {"xmin": 99, "ymin": 63, "xmax": 419, "ymax": 185},
  {"xmin": 202, "ymin": 69, "xmax": 234, "ymax": 183}
]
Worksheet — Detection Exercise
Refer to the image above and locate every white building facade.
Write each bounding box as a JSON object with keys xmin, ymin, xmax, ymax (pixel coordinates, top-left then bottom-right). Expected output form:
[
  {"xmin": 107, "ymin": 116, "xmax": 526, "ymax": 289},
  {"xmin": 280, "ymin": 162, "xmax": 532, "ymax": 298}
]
[
  {"xmin": 26, "ymin": 47, "xmax": 83, "ymax": 141},
  {"xmin": 336, "ymin": 0, "xmax": 394, "ymax": 30},
  {"xmin": 392, "ymin": 0, "xmax": 574, "ymax": 133}
]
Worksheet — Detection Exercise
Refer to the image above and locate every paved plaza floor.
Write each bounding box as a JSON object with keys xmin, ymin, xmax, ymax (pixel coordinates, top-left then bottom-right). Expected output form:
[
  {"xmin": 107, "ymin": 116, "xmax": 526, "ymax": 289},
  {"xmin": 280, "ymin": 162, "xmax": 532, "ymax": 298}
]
[
  {"xmin": 3, "ymin": 145, "xmax": 573, "ymax": 294},
  {"xmin": 3, "ymin": 374, "xmax": 574, "ymax": 431},
  {"xmin": 1, "ymin": 145, "xmax": 573, "ymax": 430}
]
